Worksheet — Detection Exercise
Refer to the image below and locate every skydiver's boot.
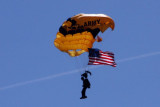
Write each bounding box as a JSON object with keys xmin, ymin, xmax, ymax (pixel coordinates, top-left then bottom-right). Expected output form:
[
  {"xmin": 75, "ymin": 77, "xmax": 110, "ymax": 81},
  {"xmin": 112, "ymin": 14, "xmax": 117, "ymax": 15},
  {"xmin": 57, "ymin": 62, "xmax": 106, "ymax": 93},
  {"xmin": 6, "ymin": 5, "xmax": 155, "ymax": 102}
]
[
  {"xmin": 80, "ymin": 97, "xmax": 84, "ymax": 99},
  {"xmin": 80, "ymin": 96, "xmax": 87, "ymax": 99},
  {"xmin": 84, "ymin": 96, "xmax": 87, "ymax": 99}
]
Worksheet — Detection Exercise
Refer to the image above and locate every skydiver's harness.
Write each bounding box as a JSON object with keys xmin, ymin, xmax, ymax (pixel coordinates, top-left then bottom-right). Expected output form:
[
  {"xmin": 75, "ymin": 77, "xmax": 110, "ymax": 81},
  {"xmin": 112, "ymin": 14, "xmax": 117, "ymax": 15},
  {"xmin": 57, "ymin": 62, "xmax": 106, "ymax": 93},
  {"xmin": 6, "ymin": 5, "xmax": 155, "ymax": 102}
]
[{"xmin": 81, "ymin": 71, "xmax": 91, "ymax": 88}]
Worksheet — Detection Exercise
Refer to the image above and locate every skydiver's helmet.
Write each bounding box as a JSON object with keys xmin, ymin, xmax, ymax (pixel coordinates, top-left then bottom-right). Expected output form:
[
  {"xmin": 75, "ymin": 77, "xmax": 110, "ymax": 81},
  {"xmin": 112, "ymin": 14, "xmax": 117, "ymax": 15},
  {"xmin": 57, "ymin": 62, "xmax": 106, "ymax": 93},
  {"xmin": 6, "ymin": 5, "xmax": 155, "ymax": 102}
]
[
  {"xmin": 81, "ymin": 73, "xmax": 88, "ymax": 78},
  {"xmin": 81, "ymin": 77, "xmax": 85, "ymax": 81}
]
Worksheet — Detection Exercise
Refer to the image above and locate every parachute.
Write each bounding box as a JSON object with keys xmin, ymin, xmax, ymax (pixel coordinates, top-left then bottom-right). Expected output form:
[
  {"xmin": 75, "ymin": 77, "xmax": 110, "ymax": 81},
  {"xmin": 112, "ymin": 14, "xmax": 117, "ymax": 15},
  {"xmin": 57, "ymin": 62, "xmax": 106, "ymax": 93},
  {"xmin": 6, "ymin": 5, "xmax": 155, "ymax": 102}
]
[{"xmin": 54, "ymin": 13, "xmax": 115, "ymax": 57}]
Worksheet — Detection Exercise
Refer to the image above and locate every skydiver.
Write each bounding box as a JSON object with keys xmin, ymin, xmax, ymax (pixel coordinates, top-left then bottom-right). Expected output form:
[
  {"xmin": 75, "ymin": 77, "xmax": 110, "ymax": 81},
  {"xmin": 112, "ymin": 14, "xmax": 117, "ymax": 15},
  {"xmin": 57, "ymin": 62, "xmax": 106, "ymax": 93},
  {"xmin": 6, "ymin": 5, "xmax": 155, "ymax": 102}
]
[{"xmin": 80, "ymin": 71, "xmax": 91, "ymax": 99}]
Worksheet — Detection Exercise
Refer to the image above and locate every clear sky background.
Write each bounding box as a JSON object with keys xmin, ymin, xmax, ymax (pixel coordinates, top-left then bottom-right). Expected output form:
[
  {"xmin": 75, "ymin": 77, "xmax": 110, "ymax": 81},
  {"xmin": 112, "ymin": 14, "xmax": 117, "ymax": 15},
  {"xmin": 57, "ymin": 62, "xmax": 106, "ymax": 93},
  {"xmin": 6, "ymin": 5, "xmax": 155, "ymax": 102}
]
[{"xmin": 0, "ymin": 0, "xmax": 160, "ymax": 107}]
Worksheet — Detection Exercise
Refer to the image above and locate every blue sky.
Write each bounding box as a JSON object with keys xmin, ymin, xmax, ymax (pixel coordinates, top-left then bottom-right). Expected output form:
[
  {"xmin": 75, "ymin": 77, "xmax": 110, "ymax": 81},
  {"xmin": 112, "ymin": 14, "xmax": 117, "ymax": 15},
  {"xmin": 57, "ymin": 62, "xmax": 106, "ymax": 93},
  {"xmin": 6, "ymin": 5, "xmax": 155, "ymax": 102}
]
[{"xmin": 0, "ymin": 0, "xmax": 160, "ymax": 107}]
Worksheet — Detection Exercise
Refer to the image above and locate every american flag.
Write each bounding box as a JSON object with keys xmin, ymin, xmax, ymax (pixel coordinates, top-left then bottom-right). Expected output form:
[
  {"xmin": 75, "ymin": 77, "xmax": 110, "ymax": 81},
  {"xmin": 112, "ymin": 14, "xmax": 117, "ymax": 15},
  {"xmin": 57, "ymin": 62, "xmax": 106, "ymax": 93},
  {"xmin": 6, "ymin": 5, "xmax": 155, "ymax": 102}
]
[{"xmin": 88, "ymin": 48, "xmax": 117, "ymax": 67}]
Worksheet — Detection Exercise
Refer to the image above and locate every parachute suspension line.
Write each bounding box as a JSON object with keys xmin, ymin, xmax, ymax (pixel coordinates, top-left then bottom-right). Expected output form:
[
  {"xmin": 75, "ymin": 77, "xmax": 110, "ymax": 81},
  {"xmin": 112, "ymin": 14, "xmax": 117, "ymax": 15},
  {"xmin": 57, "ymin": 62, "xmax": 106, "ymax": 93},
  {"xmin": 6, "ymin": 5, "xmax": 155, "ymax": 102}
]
[
  {"xmin": 93, "ymin": 29, "xmax": 113, "ymax": 50},
  {"xmin": 74, "ymin": 53, "xmax": 89, "ymax": 75},
  {"xmin": 74, "ymin": 56, "xmax": 83, "ymax": 75},
  {"xmin": 84, "ymin": 65, "xmax": 89, "ymax": 73},
  {"xmin": 81, "ymin": 54, "xmax": 88, "ymax": 74},
  {"xmin": 101, "ymin": 29, "xmax": 113, "ymax": 48}
]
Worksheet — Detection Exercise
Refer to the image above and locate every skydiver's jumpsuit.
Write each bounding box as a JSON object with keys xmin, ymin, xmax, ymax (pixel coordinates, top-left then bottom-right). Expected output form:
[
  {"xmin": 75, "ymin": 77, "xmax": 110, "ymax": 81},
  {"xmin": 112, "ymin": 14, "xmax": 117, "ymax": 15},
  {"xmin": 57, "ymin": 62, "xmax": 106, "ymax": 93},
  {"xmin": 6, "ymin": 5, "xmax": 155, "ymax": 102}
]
[{"xmin": 81, "ymin": 78, "xmax": 91, "ymax": 98}]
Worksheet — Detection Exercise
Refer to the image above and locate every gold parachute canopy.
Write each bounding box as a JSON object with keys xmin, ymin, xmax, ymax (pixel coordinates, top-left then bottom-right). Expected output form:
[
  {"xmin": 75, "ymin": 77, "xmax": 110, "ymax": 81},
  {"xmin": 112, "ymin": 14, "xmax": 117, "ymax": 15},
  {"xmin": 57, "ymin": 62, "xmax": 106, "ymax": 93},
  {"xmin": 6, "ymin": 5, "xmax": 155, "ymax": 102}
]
[{"xmin": 54, "ymin": 13, "xmax": 115, "ymax": 57}]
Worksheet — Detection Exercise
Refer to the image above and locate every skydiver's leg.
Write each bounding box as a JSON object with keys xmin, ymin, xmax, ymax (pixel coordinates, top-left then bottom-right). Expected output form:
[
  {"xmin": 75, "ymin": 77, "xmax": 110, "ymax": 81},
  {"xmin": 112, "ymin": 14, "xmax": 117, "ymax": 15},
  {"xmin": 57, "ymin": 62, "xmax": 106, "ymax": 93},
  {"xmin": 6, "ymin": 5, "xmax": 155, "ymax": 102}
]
[{"xmin": 81, "ymin": 87, "xmax": 87, "ymax": 98}]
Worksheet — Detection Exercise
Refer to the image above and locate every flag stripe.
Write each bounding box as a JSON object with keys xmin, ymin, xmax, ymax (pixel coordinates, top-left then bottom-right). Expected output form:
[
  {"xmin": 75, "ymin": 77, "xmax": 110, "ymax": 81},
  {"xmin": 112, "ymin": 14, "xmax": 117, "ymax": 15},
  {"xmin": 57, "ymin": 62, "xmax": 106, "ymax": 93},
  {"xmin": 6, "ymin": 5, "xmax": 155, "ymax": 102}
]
[
  {"xmin": 89, "ymin": 58, "xmax": 114, "ymax": 63},
  {"xmin": 88, "ymin": 62, "xmax": 116, "ymax": 65},
  {"xmin": 89, "ymin": 57, "xmax": 114, "ymax": 62}
]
